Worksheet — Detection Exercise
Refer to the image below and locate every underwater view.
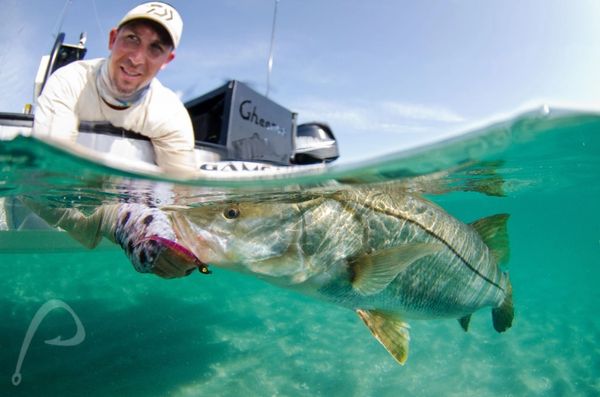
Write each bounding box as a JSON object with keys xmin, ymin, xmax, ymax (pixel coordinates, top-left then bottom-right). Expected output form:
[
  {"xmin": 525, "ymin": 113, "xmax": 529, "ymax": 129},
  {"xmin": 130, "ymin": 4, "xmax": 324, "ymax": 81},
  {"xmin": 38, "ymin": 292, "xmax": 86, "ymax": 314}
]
[{"xmin": 0, "ymin": 108, "xmax": 599, "ymax": 396}]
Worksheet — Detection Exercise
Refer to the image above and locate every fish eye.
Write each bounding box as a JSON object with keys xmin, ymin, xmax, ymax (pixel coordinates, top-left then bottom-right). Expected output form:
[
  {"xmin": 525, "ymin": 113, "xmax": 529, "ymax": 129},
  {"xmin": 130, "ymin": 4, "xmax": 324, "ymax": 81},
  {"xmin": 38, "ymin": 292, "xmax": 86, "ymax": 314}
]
[{"xmin": 223, "ymin": 207, "xmax": 240, "ymax": 219}]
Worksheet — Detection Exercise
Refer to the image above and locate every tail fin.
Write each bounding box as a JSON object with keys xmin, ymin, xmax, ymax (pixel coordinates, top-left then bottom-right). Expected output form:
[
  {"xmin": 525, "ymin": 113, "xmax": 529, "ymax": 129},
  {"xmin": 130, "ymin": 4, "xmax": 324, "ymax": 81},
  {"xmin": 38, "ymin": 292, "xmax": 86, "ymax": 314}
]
[{"xmin": 492, "ymin": 274, "xmax": 514, "ymax": 332}]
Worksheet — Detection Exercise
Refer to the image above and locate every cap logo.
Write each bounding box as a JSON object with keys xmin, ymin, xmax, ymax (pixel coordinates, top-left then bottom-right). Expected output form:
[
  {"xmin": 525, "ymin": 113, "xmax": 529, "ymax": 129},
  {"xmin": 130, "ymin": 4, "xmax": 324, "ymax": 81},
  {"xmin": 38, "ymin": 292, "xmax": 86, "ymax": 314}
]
[
  {"xmin": 146, "ymin": 3, "xmax": 173, "ymax": 21},
  {"xmin": 120, "ymin": 2, "xmax": 182, "ymax": 48}
]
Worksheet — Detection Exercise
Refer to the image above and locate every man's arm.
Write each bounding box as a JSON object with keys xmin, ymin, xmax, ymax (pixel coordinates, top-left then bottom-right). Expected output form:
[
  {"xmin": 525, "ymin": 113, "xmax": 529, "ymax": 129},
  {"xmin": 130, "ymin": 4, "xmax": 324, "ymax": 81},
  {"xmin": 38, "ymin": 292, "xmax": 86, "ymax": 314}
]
[
  {"xmin": 147, "ymin": 88, "xmax": 197, "ymax": 174},
  {"xmin": 20, "ymin": 199, "xmax": 119, "ymax": 248},
  {"xmin": 152, "ymin": 132, "xmax": 197, "ymax": 173},
  {"xmin": 32, "ymin": 69, "xmax": 80, "ymax": 142},
  {"xmin": 21, "ymin": 199, "xmax": 207, "ymax": 278}
]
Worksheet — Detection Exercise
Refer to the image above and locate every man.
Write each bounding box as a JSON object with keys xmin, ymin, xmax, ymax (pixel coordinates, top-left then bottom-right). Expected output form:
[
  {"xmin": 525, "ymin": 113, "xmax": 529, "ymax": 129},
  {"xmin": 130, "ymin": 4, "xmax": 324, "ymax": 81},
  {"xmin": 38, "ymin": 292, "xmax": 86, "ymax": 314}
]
[
  {"xmin": 25, "ymin": 3, "xmax": 201, "ymax": 278},
  {"xmin": 33, "ymin": 2, "xmax": 196, "ymax": 173}
]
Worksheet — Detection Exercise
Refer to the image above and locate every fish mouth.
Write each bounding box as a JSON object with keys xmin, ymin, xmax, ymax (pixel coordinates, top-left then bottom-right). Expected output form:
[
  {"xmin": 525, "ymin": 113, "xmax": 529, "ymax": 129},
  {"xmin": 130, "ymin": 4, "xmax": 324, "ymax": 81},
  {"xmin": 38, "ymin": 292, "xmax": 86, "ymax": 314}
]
[
  {"xmin": 142, "ymin": 235, "xmax": 211, "ymax": 275},
  {"xmin": 171, "ymin": 213, "xmax": 229, "ymax": 266}
]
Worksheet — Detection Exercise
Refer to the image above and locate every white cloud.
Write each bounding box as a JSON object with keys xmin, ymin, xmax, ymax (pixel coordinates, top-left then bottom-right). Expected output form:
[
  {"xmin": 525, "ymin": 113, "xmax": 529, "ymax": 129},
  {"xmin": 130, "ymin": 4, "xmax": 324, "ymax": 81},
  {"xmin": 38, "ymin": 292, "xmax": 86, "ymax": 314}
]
[
  {"xmin": 0, "ymin": 51, "xmax": 35, "ymax": 111},
  {"xmin": 166, "ymin": 39, "xmax": 270, "ymax": 97},
  {"xmin": 176, "ymin": 40, "xmax": 268, "ymax": 72},
  {"xmin": 382, "ymin": 101, "xmax": 465, "ymax": 123},
  {"xmin": 0, "ymin": 3, "xmax": 39, "ymax": 111},
  {"xmin": 292, "ymin": 98, "xmax": 465, "ymax": 135}
]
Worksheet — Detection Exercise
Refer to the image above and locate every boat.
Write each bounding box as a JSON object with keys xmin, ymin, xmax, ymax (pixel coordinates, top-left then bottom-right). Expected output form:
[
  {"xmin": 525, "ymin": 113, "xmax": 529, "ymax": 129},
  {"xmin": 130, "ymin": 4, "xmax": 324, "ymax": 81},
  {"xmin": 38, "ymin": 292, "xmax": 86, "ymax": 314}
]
[
  {"xmin": 0, "ymin": 32, "xmax": 340, "ymax": 236},
  {"xmin": 0, "ymin": 32, "xmax": 340, "ymax": 170}
]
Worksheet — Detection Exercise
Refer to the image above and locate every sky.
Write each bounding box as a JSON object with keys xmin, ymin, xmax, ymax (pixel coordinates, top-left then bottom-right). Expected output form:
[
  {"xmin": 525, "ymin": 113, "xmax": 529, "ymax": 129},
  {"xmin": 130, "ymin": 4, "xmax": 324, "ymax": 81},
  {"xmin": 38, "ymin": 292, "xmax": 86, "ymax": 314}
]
[{"xmin": 1, "ymin": 0, "xmax": 599, "ymax": 163}]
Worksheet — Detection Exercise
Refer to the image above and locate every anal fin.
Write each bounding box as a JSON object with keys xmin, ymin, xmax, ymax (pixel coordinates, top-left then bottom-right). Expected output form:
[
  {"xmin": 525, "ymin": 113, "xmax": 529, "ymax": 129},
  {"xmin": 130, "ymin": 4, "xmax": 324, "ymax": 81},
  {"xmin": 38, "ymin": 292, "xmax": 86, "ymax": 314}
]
[
  {"xmin": 458, "ymin": 314, "xmax": 471, "ymax": 332},
  {"xmin": 356, "ymin": 309, "xmax": 411, "ymax": 365}
]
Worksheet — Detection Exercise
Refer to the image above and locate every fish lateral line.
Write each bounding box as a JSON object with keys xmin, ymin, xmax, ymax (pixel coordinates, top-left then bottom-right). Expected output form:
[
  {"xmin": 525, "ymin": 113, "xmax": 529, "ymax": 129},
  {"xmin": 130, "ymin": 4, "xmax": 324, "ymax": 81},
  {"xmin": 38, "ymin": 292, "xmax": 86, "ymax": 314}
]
[{"xmin": 334, "ymin": 194, "xmax": 505, "ymax": 292}]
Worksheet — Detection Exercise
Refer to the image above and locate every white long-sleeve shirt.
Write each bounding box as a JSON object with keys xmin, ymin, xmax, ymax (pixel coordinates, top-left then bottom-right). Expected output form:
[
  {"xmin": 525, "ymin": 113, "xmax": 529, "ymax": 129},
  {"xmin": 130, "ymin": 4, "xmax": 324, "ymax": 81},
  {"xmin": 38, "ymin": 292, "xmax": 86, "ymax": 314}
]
[{"xmin": 33, "ymin": 58, "xmax": 196, "ymax": 172}]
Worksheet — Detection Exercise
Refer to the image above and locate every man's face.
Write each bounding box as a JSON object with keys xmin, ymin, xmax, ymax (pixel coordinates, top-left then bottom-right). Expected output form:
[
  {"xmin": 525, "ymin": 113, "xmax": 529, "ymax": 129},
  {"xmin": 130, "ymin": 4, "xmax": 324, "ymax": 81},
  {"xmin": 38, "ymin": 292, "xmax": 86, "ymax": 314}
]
[{"xmin": 108, "ymin": 21, "xmax": 175, "ymax": 95}]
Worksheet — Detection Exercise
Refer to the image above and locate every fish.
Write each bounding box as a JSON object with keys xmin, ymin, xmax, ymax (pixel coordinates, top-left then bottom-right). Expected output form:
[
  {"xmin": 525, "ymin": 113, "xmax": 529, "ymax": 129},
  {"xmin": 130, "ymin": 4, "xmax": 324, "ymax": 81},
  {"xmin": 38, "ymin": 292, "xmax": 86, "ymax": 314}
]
[{"xmin": 169, "ymin": 186, "xmax": 514, "ymax": 365}]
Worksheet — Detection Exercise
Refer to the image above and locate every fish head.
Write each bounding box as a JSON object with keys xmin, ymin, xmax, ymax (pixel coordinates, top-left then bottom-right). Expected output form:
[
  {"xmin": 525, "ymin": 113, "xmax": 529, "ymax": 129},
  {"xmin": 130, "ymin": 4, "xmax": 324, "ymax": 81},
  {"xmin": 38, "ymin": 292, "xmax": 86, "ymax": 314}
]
[{"xmin": 171, "ymin": 199, "xmax": 312, "ymax": 281}]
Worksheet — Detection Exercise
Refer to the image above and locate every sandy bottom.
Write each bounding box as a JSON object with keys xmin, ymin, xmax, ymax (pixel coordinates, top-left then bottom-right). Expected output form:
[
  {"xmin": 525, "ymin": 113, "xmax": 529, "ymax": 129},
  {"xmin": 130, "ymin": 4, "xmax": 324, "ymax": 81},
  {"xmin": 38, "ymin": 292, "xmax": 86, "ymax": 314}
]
[{"xmin": 0, "ymin": 247, "xmax": 598, "ymax": 397}]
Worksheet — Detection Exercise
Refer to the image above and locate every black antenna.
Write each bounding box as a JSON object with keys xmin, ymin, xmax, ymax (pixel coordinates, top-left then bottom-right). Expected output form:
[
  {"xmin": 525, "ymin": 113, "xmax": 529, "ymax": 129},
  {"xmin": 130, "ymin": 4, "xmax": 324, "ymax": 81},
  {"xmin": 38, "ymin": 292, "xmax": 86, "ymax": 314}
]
[
  {"xmin": 53, "ymin": 0, "xmax": 73, "ymax": 40},
  {"xmin": 266, "ymin": 0, "xmax": 280, "ymax": 98}
]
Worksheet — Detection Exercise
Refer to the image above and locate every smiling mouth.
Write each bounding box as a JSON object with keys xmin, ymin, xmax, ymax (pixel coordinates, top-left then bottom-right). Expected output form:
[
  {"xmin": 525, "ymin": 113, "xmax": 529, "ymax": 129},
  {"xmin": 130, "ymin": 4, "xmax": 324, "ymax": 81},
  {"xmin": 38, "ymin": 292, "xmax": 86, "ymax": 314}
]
[{"xmin": 120, "ymin": 66, "xmax": 142, "ymax": 78}]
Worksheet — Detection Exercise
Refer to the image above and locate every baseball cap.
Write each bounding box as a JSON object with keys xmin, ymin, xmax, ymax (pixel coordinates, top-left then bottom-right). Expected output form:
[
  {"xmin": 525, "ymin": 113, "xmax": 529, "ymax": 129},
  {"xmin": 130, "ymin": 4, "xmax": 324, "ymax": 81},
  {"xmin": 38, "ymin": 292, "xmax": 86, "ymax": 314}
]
[{"xmin": 118, "ymin": 2, "xmax": 183, "ymax": 48}]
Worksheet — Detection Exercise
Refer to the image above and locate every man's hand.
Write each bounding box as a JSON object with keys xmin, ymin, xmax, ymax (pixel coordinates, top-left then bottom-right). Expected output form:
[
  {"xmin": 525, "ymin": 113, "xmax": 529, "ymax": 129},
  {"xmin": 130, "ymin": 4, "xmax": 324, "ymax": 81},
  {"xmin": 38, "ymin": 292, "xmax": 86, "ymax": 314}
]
[{"xmin": 114, "ymin": 204, "xmax": 210, "ymax": 278}]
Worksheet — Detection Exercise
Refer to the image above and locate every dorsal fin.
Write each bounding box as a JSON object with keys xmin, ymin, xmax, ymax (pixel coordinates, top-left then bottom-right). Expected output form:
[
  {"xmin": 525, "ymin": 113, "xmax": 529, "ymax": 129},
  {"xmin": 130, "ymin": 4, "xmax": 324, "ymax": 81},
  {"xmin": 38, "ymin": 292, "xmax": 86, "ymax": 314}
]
[{"xmin": 470, "ymin": 214, "xmax": 510, "ymax": 266}]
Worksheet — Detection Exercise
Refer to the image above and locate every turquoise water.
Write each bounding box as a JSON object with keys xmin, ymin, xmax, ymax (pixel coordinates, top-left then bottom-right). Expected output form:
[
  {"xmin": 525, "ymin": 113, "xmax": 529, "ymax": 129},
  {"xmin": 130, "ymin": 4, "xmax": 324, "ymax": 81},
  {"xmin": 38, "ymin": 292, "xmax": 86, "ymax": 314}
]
[{"xmin": 0, "ymin": 108, "xmax": 599, "ymax": 396}]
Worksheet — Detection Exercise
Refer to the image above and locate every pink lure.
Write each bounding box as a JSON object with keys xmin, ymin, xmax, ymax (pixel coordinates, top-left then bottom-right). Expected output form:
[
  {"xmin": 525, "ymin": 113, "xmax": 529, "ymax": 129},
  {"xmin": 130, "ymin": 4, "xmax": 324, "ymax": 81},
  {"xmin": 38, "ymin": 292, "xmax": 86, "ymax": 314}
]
[{"xmin": 143, "ymin": 235, "xmax": 211, "ymax": 275}]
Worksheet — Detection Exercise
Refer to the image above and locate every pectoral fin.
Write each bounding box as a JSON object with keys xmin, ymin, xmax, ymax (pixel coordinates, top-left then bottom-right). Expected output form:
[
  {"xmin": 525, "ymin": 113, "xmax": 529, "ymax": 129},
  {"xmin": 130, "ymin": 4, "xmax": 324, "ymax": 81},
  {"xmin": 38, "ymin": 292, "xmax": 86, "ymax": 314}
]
[
  {"xmin": 351, "ymin": 243, "xmax": 443, "ymax": 295},
  {"xmin": 357, "ymin": 309, "xmax": 411, "ymax": 365}
]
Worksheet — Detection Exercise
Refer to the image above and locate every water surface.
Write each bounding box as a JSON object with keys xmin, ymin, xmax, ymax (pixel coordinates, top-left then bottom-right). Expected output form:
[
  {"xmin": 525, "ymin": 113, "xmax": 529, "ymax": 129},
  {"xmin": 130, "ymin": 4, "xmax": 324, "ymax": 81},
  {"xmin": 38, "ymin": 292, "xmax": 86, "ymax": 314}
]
[{"xmin": 0, "ymin": 108, "xmax": 598, "ymax": 396}]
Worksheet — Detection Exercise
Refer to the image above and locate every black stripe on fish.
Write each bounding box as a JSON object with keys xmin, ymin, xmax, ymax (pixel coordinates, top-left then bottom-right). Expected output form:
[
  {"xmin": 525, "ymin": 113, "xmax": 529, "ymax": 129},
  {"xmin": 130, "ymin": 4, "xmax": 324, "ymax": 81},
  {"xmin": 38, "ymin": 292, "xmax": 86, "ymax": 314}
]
[{"xmin": 340, "ymin": 195, "xmax": 504, "ymax": 292}]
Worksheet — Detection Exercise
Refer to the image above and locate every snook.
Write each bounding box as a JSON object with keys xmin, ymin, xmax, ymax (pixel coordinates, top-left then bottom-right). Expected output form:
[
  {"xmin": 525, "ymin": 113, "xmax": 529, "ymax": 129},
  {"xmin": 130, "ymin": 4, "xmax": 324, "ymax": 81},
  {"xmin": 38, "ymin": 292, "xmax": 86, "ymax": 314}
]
[{"xmin": 171, "ymin": 188, "xmax": 514, "ymax": 365}]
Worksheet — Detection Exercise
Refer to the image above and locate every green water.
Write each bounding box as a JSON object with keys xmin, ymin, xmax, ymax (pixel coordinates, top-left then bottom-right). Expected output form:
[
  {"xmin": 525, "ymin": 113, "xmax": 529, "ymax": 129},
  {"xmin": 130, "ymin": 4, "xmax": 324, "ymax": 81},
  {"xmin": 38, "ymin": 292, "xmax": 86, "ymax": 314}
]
[{"xmin": 0, "ymin": 108, "xmax": 599, "ymax": 396}]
